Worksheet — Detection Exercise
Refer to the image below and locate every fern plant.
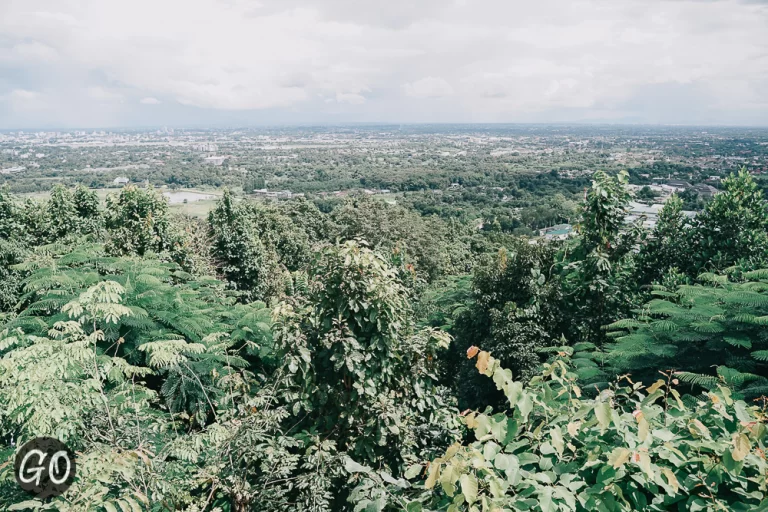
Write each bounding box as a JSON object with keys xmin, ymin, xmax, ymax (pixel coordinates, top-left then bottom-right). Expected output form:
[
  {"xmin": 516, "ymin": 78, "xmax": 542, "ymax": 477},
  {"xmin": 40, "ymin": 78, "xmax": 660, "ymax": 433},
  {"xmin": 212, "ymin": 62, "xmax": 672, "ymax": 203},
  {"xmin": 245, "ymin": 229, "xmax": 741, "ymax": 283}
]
[
  {"xmin": 2, "ymin": 243, "xmax": 274, "ymax": 424},
  {"xmin": 607, "ymin": 269, "xmax": 768, "ymax": 398}
]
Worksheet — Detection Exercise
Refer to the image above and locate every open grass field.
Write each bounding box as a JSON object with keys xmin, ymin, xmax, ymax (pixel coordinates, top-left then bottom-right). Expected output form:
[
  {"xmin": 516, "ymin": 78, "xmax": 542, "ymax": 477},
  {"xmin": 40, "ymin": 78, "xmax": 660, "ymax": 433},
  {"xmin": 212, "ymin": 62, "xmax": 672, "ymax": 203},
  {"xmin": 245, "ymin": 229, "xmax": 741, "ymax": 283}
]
[{"xmin": 21, "ymin": 187, "xmax": 222, "ymax": 218}]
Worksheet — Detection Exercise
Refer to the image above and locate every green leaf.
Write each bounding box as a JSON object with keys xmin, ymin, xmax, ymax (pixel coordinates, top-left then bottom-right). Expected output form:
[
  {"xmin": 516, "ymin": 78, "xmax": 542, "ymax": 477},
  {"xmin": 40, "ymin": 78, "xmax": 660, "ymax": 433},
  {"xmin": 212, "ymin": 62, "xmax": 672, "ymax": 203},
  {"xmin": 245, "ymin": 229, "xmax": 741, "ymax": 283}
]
[
  {"xmin": 518, "ymin": 392, "xmax": 533, "ymax": 421},
  {"xmin": 404, "ymin": 464, "xmax": 423, "ymax": 479},
  {"xmin": 344, "ymin": 457, "xmax": 371, "ymax": 474},
  {"xmin": 8, "ymin": 502, "xmax": 43, "ymax": 511},
  {"xmin": 595, "ymin": 401, "xmax": 612, "ymax": 432},
  {"xmin": 405, "ymin": 503, "xmax": 422, "ymax": 512},
  {"xmin": 539, "ymin": 486, "xmax": 555, "ymax": 512},
  {"xmin": 550, "ymin": 426, "xmax": 564, "ymax": 457},
  {"xmin": 734, "ymin": 401, "xmax": 751, "ymax": 423},
  {"xmin": 459, "ymin": 474, "xmax": 478, "ymax": 505}
]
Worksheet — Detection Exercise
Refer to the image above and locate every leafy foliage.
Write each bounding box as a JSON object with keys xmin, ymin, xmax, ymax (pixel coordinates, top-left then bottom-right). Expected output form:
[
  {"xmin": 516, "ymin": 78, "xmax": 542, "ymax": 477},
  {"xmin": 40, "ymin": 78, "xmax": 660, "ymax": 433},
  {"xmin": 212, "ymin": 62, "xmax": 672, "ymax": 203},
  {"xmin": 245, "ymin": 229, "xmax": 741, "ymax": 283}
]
[
  {"xmin": 207, "ymin": 190, "xmax": 285, "ymax": 301},
  {"xmin": 635, "ymin": 195, "xmax": 693, "ymax": 284},
  {"xmin": 104, "ymin": 184, "xmax": 179, "ymax": 257},
  {"xmin": 689, "ymin": 169, "xmax": 768, "ymax": 272},
  {"xmin": 452, "ymin": 241, "xmax": 563, "ymax": 409},
  {"xmin": 352, "ymin": 351, "xmax": 768, "ymax": 512},
  {"xmin": 560, "ymin": 170, "xmax": 640, "ymax": 345},
  {"xmin": 274, "ymin": 241, "xmax": 459, "ymax": 472},
  {"xmin": 4, "ymin": 164, "xmax": 768, "ymax": 512},
  {"xmin": 608, "ymin": 269, "xmax": 768, "ymax": 398}
]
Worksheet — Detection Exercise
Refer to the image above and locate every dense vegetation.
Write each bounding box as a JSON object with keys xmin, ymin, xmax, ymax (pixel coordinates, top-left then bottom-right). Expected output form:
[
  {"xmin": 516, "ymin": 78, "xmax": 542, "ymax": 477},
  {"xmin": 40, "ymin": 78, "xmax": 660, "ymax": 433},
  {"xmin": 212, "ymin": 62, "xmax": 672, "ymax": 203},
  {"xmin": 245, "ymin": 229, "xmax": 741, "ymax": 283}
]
[{"xmin": 2, "ymin": 167, "xmax": 768, "ymax": 511}]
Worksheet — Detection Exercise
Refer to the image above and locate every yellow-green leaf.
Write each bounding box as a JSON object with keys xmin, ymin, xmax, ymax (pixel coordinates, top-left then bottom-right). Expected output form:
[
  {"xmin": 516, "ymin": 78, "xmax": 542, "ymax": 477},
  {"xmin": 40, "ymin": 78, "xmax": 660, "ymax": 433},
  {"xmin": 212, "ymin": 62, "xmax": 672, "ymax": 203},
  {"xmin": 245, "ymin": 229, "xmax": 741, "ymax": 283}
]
[
  {"xmin": 595, "ymin": 401, "xmax": 612, "ymax": 432},
  {"xmin": 661, "ymin": 468, "xmax": 679, "ymax": 494},
  {"xmin": 460, "ymin": 473, "xmax": 478, "ymax": 505},
  {"xmin": 638, "ymin": 417, "xmax": 650, "ymax": 442},
  {"xmin": 732, "ymin": 433, "xmax": 751, "ymax": 461},
  {"xmin": 550, "ymin": 426, "xmax": 564, "ymax": 457},
  {"xmin": 607, "ymin": 447, "xmax": 631, "ymax": 469},
  {"xmin": 647, "ymin": 379, "xmax": 665, "ymax": 394},
  {"xmin": 425, "ymin": 463, "xmax": 440, "ymax": 489}
]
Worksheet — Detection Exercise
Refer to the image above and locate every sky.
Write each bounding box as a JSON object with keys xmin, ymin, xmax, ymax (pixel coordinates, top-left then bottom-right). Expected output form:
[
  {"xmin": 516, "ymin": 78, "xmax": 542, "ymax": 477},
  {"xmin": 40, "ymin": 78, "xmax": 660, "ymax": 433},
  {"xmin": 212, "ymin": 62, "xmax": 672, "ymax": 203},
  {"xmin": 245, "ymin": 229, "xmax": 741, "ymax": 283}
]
[{"xmin": 0, "ymin": 0, "xmax": 767, "ymax": 129}]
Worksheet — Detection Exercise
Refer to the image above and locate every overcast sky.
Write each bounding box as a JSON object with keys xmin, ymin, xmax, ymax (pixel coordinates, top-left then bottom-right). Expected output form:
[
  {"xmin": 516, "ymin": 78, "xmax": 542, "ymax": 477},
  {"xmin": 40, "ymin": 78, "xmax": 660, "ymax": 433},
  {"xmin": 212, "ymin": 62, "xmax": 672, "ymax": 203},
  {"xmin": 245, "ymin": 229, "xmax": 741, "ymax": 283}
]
[{"xmin": 1, "ymin": 0, "xmax": 767, "ymax": 128}]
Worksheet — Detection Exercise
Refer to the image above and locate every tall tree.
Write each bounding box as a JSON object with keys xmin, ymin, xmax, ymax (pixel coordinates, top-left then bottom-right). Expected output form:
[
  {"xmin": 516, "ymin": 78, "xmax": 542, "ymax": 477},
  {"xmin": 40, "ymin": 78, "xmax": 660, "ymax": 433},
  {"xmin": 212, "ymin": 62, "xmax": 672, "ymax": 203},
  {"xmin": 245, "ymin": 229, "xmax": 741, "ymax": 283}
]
[
  {"xmin": 104, "ymin": 185, "xmax": 177, "ymax": 256},
  {"xmin": 274, "ymin": 241, "xmax": 455, "ymax": 470},
  {"xmin": 452, "ymin": 241, "xmax": 562, "ymax": 409},
  {"xmin": 45, "ymin": 184, "xmax": 78, "ymax": 240},
  {"xmin": 208, "ymin": 190, "xmax": 283, "ymax": 301},
  {"xmin": 635, "ymin": 195, "xmax": 692, "ymax": 285},
  {"xmin": 689, "ymin": 168, "xmax": 768, "ymax": 272},
  {"xmin": 561, "ymin": 170, "xmax": 639, "ymax": 344}
]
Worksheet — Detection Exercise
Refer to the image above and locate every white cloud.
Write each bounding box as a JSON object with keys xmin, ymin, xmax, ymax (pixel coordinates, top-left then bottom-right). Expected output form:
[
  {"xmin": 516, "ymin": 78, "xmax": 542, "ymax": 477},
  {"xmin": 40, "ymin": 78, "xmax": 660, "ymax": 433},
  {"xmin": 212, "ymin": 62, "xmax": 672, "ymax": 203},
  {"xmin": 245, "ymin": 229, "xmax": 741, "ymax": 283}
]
[
  {"xmin": 335, "ymin": 92, "xmax": 366, "ymax": 104},
  {"xmin": 87, "ymin": 86, "xmax": 124, "ymax": 102},
  {"xmin": 403, "ymin": 77, "xmax": 454, "ymax": 99},
  {"xmin": 140, "ymin": 97, "xmax": 161, "ymax": 105},
  {"xmin": 0, "ymin": 0, "xmax": 766, "ymax": 126},
  {"xmin": 1, "ymin": 89, "xmax": 47, "ymax": 112}
]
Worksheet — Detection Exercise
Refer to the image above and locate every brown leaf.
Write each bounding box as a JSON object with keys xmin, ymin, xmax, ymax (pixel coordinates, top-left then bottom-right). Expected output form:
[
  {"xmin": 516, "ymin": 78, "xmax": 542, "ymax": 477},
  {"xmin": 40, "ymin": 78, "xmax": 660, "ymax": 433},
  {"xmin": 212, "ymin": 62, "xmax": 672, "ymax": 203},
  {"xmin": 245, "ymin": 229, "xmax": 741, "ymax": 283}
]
[{"xmin": 476, "ymin": 351, "xmax": 491, "ymax": 373}]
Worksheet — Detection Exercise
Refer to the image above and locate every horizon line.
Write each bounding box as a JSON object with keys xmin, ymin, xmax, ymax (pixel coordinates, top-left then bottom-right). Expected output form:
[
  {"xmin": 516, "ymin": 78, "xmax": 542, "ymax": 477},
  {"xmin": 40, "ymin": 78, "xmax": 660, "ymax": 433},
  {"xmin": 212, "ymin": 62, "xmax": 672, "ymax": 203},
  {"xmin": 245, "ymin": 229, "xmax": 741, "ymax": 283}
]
[{"xmin": 3, "ymin": 121, "xmax": 768, "ymax": 132}]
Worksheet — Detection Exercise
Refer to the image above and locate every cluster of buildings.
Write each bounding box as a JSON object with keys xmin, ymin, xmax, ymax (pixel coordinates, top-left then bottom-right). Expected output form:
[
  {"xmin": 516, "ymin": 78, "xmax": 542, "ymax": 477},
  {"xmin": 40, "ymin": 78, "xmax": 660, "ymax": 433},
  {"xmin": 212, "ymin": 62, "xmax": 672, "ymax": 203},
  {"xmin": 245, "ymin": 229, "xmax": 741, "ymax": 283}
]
[
  {"xmin": 252, "ymin": 189, "xmax": 304, "ymax": 199},
  {"xmin": 625, "ymin": 201, "xmax": 696, "ymax": 230},
  {"xmin": 627, "ymin": 179, "xmax": 720, "ymax": 203},
  {"xmin": 538, "ymin": 196, "xmax": 698, "ymax": 242}
]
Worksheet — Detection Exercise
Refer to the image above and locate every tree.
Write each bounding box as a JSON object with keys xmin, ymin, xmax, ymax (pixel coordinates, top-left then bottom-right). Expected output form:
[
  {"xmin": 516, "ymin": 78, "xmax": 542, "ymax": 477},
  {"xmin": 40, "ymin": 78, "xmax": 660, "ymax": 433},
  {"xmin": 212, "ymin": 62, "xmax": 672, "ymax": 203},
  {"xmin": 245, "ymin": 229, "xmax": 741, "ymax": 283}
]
[
  {"xmin": 689, "ymin": 169, "xmax": 768, "ymax": 272},
  {"xmin": 245, "ymin": 202, "xmax": 313, "ymax": 271},
  {"xmin": 561, "ymin": 170, "xmax": 639, "ymax": 345},
  {"xmin": 635, "ymin": 185, "xmax": 660, "ymax": 201},
  {"xmin": 0, "ymin": 185, "xmax": 24, "ymax": 241},
  {"xmin": 274, "ymin": 241, "xmax": 457, "ymax": 471},
  {"xmin": 72, "ymin": 184, "xmax": 103, "ymax": 235},
  {"xmin": 452, "ymin": 241, "xmax": 563, "ymax": 409},
  {"xmin": 635, "ymin": 195, "xmax": 692, "ymax": 285},
  {"xmin": 45, "ymin": 184, "xmax": 78, "ymax": 240},
  {"xmin": 368, "ymin": 351, "xmax": 768, "ymax": 512},
  {"xmin": 208, "ymin": 190, "xmax": 284, "ymax": 301},
  {"xmin": 330, "ymin": 195, "xmax": 472, "ymax": 282},
  {"xmin": 104, "ymin": 184, "xmax": 178, "ymax": 256}
]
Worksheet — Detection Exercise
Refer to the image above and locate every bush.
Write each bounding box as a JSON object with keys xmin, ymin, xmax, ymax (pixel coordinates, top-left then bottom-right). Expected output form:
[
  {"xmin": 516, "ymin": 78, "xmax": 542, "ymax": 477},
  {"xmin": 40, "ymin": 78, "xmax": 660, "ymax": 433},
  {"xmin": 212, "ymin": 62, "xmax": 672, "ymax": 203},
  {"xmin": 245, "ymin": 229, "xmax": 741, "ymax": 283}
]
[{"xmin": 350, "ymin": 349, "xmax": 768, "ymax": 511}]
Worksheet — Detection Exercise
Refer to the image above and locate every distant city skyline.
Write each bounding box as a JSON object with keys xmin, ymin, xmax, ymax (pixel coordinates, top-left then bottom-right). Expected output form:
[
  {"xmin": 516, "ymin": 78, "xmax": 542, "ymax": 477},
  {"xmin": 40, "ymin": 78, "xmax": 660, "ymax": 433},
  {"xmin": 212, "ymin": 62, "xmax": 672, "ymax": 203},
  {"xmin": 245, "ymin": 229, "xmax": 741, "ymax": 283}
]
[{"xmin": 1, "ymin": 0, "xmax": 767, "ymax": 128}]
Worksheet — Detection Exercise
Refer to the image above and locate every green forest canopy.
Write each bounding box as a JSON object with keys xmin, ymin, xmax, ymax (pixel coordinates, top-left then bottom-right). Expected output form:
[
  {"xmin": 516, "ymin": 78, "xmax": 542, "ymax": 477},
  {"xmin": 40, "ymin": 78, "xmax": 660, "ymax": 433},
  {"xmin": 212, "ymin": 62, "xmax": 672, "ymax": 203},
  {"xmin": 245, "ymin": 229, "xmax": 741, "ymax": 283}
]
[{"xmin": 1, "ymin": 170, "xmax": 768, "ymax": 510}]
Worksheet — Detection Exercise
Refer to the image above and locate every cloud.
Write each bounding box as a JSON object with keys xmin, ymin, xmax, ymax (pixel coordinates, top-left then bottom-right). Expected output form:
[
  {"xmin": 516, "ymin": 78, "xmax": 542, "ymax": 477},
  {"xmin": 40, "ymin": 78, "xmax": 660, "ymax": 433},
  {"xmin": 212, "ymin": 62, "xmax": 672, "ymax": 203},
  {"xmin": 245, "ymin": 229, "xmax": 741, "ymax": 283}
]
[
  {"xmin": 335, "ymin": 92, "xmax": 366, "ymax": 104},
  {"xmin": 403, "ymin": 77, "xmax": 454, "ymax": 99},
  {"xmin": 1, "ymin": 89, "xmax": 47, "ymax": 113},
  {"xmin": 87, "ymin": 86, "xmax": 124, "ymax": 102},
  {"xmin": 140, "ymin": 97, "xmax": 161, "ymax": 105},
  {"xmin": 0, "ymin": 0, "xmax": 766, "ymax": 127}
]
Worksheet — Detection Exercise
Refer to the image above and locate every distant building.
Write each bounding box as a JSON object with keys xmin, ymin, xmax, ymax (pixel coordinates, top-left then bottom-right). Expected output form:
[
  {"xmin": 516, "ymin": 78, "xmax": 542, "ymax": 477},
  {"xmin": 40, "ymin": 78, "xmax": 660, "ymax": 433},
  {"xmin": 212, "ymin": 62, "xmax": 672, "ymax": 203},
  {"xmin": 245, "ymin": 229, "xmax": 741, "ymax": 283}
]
[
  {"xmin": 204, "ymin": 156, "xmax": 227, "ymax": 166},
  {"xmin": 539, "ymin": 224, "xmax": 573, "ymax": 241},
  {"xmin": 114, "ymin": 177, "xmax": 129, "ymax": 186},
  {"xmin": 253, "ymin": 189, "xmax": 293, "ymax": 199},
  {"xmin": 665, "ymin": 180, "xmax": 691, "ymax": 192},
  {"xmin": 193, "ymin": 143, "xmax": 219, "ymax": 152},
  {"xmin": 626, "ymin": 201, "xmax": 696, "ymax": 230},
  {"xmin": 691, "ymin": 183, "xmax": 720, "ymax": 198}
]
